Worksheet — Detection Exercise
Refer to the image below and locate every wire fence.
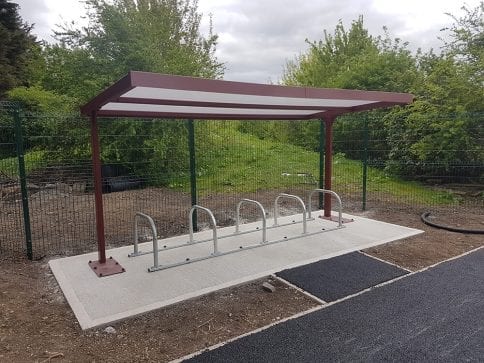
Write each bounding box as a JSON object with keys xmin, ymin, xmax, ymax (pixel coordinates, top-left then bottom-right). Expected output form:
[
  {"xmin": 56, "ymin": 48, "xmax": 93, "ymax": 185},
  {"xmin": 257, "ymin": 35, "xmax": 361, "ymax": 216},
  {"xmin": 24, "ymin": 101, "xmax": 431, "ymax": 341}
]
[{"xmin": 0, "ymin": 102, "xmax": 482, "ymax": 259}]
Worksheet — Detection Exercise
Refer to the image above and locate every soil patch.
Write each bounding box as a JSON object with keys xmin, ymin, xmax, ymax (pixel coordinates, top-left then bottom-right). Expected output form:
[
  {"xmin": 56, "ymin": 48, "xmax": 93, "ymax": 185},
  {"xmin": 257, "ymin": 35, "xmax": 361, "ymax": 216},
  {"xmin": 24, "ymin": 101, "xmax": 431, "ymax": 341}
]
[
  {"xmin": 360, "ymin": 206, "xmax": 483, "ymax": 271},
  {"xmin": 1, "ymin": 189, "xmax": 483, "ymax": 361},
  {"xmin": 0, "ymin": 257, "xmax": 317, "ymax": 362}
]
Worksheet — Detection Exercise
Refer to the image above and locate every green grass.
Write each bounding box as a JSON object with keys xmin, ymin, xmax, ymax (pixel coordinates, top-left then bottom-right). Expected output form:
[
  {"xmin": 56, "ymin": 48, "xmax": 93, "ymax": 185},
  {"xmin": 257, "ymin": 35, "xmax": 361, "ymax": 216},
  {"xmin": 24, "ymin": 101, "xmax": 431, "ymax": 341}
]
[
  {"xmin": 0, "ymin": 127, "xmax": 457, "ymax": 206},
  {"xmin": 0, "ymin": 150, "xmax": 46, "ymax": 178},
  {"xmin": 195, "ymin": 130, "xmax": 320, "ymax": 193},
  {"xmin": 174, "ymin": 126, "xmax": 457, "ymax": 205}
]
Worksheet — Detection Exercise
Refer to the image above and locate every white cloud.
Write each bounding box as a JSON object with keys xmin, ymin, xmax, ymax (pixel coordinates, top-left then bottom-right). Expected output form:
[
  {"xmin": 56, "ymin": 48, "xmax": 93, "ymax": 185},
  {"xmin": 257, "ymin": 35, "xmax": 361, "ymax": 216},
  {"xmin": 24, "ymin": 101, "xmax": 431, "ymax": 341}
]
[
  {"xmin": 15, "ymin": 0, "xmax": 481, "ymax": 83},
  {"xmin": 16, "ymin": 0, "xmax": 87, "ymax": 42},
  {"xmin": 15, "ymin": 0, "xmax": 50, "ymax": 39}
]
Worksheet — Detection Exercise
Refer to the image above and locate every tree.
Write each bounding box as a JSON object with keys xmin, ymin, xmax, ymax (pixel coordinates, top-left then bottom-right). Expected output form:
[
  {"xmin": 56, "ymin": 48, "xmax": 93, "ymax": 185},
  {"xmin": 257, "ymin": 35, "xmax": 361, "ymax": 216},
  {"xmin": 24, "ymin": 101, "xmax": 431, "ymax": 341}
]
[
  {"xmin": 276, "ymin": 11, "xmax": 483, "ymax": 182},
  {"xmin": 43, "ymin": 0, "xmax": 224, "ymax": 104},
  {"xmin": 283, "ymin": 16, "xmax": 417, "ymax": 92},
  {"xmin": 441, "ymin": 1, "xmax": 483, "ymax": 97},
  {"xmin": 41, "ymin": 44, "xmax": 112, "ymax": 104},
  {"xmin": 0, "ymin": 0, "xmax": 39, "ymax": 98},
  {"xmin": 384, "ymin": 100, "xmax": 483, "ymax": 180},
  {"xmin": 32, "ymin": 0, "xmax": 225, "ymax": 185},
  {"xmin": 279, "ymin": 17, "xmax": 418, "ymax": 159},
  {"xmin": 383, "ymin": 3, "xmax": 484, "ymax": 179}
]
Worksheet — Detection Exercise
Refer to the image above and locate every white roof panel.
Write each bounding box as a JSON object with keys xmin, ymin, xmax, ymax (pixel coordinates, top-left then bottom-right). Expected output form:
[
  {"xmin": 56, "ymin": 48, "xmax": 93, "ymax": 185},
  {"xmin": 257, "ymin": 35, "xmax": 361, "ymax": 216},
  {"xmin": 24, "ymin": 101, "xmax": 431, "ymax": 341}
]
[
  {"xmin": 81, "ymin": 71, "xmax": 413, "ymax": 119},
  {"xmin": 122, "ymin": 87, "xmax": 378, "ymax": 108}
]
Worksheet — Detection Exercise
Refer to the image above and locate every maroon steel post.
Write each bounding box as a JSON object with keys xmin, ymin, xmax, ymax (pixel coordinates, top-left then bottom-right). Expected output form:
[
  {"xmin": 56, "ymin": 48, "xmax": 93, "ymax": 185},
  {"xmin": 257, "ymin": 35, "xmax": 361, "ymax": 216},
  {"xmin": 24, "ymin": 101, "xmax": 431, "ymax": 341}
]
[
  {"xmin": 90, "ymin": 112, "xmax": 107, "ymax": 263},
  {"xmin": 324, "ymin": 116, "xmax": 335, "ymax": 217}
]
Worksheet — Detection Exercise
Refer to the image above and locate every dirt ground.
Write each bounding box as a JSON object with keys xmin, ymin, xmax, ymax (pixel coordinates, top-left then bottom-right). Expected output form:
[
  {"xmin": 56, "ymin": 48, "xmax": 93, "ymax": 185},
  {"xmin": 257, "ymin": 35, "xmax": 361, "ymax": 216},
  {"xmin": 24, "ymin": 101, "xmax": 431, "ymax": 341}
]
[
  {"xmin": 1, "ymin": 188, "xmax": 483, "ymax": 362},
  {"xmin": 0, "ymin": 264, "xmax": 317, "ymax": 362},
  {"xmin": 361, "ymin": 206, "xmax": 483, "ymax": 270}
]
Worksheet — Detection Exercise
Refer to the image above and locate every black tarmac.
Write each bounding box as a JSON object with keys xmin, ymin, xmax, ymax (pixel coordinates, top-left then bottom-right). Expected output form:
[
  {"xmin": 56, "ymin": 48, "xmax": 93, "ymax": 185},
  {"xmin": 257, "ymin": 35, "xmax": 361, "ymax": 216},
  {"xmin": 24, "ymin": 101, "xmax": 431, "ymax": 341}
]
[
  {"xmin": 277, "ymin": 251, "xmax": 408, "ymax": 301},
  {"xmin": 189, "ymin": 248, "xmax": 484, "ymax": 362}
]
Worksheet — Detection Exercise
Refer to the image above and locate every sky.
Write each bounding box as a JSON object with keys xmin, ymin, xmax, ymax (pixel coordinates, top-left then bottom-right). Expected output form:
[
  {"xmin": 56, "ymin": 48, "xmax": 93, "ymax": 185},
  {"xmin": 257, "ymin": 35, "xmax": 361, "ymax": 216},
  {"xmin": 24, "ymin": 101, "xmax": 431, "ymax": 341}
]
[{"xmin": 15, "ymin": 0, "xmax": 480, "ymax": 83}]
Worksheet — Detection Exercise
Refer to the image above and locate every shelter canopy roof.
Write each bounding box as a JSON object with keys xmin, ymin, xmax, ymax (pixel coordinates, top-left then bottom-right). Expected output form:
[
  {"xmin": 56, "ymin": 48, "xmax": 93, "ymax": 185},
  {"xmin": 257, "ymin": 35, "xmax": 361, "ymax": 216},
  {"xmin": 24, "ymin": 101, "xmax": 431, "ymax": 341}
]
[{"xmin": 81, "ymin": 71, "xmax": 413, "ymax": 120}]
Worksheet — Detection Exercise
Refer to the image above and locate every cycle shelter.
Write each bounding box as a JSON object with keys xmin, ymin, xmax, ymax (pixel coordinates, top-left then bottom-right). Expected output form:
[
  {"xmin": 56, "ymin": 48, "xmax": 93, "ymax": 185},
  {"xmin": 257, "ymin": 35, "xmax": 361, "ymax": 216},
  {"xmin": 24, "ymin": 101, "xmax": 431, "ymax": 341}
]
[
  {"xmin": 46, "ymin": 71, "xmax": 422, "ymax": 330},
  {"xmin": 79, "ymin": 70, "xmax": 413, "ymax": 277}
]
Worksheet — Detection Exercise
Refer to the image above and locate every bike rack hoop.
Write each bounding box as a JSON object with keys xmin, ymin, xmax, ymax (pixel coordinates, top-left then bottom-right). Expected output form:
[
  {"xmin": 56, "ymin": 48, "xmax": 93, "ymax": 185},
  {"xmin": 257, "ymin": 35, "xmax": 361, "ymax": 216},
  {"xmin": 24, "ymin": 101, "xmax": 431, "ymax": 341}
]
[
  {"xmin": 133, "ymin": 212, "xmax": 159, "ymax": 266},
  {"xmin": 273, "ymin": 193, "xmax": 307, "ymax": 234},
  {"xmin": 235, "ymin": 198, "xmax": 267, "ymax": 243},
  {"xmin": 189, "ymin": 205, "xmax": 219, "ymax": 255},
  {"xmin": 307, "ymin": 189, "xmax": 343, "ymax": 227}
]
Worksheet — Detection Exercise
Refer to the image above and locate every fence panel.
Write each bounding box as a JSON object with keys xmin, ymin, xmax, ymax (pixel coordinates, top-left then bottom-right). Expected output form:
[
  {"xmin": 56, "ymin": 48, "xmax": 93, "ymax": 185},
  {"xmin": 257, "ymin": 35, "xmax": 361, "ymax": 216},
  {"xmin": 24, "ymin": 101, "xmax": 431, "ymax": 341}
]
[
  {"xmin": 332, "ymin": 112, "xmax": 483, "ymax": 211},
  {"xmin": 23, "ymin": 115, "xmax": 193, "ymax": 258},
  {"xmin": 0, "ymin": 102, "xmax": 26, "ymax": 258},
  {"xmin": 194, "ymin": 120, "xmax": 319, "ymax": 228},
  {"xmin": 0, "ymin": 108, "xmax": 482, "ymax": 259}
]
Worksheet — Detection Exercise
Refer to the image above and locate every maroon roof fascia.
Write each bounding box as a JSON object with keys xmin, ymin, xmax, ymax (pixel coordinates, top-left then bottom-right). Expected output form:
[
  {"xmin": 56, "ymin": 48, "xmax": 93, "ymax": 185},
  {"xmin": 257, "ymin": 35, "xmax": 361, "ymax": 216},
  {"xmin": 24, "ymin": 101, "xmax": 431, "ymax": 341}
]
[
  {"xmin": 80, "ymin": 73, "xmax": 135, "ymax": 116},
  {"xmin": 80, "ymin": 71, "xmax": 414, "ymax": 119}
]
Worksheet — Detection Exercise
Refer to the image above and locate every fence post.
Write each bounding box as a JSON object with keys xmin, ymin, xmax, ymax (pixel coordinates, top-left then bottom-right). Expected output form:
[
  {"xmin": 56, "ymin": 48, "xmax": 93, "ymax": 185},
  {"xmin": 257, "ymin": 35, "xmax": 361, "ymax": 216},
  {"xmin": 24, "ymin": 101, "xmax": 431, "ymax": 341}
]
[
  {"xmin": 13, "ymin": 105, "xmax": 33, "ymax": 260},
  {"xmin": 318, "ymin": 119, "xmax": 325, "ymax": 209},
  {"xmin": 362, "ymin": 115, "xmax": 368, "ymax": 211},
  {"xmin": 187, "ymin": 119, "xmax": 198, "ymax": 231}
]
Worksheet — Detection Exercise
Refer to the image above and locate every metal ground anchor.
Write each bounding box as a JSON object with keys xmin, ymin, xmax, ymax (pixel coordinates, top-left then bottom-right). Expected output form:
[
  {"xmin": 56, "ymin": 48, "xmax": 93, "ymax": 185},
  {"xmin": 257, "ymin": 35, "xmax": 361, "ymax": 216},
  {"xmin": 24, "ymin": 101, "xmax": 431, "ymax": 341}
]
[{"xmin": 88, "ymin": 257, "xmax": 125, "ymax": 277}]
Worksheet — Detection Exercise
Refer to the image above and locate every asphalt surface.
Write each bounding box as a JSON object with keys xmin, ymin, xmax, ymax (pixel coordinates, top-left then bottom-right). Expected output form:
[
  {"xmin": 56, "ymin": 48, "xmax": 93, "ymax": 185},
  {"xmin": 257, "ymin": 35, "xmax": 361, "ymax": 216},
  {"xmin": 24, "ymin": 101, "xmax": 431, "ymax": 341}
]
[
  {"xmin": 189, "ymin": 248, "xmax": 484, "ymax": 362},
  {"xmin": 276, "ymin": 251, "xmax": 408, "ymax": 301}
]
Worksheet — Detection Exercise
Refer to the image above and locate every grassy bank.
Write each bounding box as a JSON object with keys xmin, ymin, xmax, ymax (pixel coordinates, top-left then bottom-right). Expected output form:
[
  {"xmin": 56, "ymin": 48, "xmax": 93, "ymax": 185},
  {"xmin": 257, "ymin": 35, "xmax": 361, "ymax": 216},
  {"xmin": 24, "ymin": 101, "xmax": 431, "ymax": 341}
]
[
  {"xmin": 0, "ymin": 126, "xmax": 457, "ymax": 205},
  {"xmin": 184, "ymin": 125, "xmax": 455, "ymax": 205}
]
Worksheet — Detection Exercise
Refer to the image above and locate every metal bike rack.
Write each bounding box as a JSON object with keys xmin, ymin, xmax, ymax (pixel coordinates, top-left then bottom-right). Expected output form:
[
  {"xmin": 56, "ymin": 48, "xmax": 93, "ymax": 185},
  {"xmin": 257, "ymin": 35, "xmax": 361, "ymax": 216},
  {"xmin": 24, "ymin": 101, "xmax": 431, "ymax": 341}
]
[
  {"xmin": 130, "ymin": 191, "xmax": 345, "ymax": 273},
  {"xmin": 132, "ymin": 212, "xmax": 158, "ymax": 261},
  {"xmin": 188, "ymin": 205, "xmax": 219, "ymax": 254},
  {"xmin": 235, "ymin": 198, "xmax": 267, "ymax": 243},
  {"xmin": 307, "ymin": 189, "xmax": 343, "ymax": 227},
  {"xmin": 273, "ymin": 193, "xmax": 307, "ymax": 234},
  {"xmin": 130, "ymin": 203, "xmax": 271, "ymax": 263},
  {"xmin": 147, "ymin": 205, "xmax": 219, "ymax": 272}
]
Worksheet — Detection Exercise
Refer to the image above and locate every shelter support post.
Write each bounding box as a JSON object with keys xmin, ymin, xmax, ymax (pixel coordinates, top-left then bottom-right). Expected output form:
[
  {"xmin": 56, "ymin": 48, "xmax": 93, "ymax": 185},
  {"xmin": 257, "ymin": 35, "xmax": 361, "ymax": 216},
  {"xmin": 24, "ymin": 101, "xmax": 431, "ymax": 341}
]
[
  {"xmin": 324, "ymin": 115, "xmax": 335, "ymax": 218},
  {"xmin": 362, "ymin": 115, "xmax": 369, "ymax": 211},
  {"xmin": 187, "ymin": 119, "xmax": 198, "ymax": 231},
  {"xmin": 318, "ymin": 119, "xmax": 325, "ymax": 209},
  {"xmin": 88, "ymin": 112, "xmax": 125, "ymax": 277}
]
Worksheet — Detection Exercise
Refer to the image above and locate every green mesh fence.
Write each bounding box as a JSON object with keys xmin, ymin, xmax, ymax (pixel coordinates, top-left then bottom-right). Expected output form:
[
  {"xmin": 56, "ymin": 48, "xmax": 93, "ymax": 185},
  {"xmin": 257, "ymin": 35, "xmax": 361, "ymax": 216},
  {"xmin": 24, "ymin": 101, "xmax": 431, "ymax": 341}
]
[
  {"xmin": 0, "ymin": 102, "xmax": 482, "ymax": 259},
  {"xmin": 0, "ymin": 102, "xmax": 26, "ymax": 257}
]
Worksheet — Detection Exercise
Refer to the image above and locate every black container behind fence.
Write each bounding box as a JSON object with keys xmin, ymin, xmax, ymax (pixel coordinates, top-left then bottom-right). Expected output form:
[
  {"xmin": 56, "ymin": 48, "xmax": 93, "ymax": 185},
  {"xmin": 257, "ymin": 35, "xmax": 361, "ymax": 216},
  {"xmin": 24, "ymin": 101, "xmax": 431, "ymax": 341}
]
[{"xmin": 101, "ymin": 164, "xmax": 144, "ymax": 193}]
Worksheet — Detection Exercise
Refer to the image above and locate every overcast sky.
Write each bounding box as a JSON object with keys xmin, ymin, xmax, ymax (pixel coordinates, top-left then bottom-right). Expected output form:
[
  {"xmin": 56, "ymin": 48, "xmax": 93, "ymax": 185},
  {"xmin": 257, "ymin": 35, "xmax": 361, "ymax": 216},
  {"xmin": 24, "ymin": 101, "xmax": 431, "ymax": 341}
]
[{"xmin": 15, "ymin": 0, "xmax": 479, "ymax": 83}]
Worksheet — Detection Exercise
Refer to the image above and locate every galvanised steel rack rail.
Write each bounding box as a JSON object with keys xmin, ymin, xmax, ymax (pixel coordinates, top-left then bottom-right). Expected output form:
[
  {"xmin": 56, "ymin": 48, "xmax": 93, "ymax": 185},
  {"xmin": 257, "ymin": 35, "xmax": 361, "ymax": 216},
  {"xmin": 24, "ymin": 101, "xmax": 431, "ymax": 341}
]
[{"xmin": 130, "ymin": 189, "xmax": 344, "ymax": 272}]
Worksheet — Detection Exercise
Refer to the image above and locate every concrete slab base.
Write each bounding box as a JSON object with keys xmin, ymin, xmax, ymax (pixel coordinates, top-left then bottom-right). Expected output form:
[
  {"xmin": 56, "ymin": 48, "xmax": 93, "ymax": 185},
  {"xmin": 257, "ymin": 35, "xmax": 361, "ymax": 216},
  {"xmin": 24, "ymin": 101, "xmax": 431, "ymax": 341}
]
[{"xmin": 49, "ymin": 211, "xmax": 423, "ymax": 330}]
